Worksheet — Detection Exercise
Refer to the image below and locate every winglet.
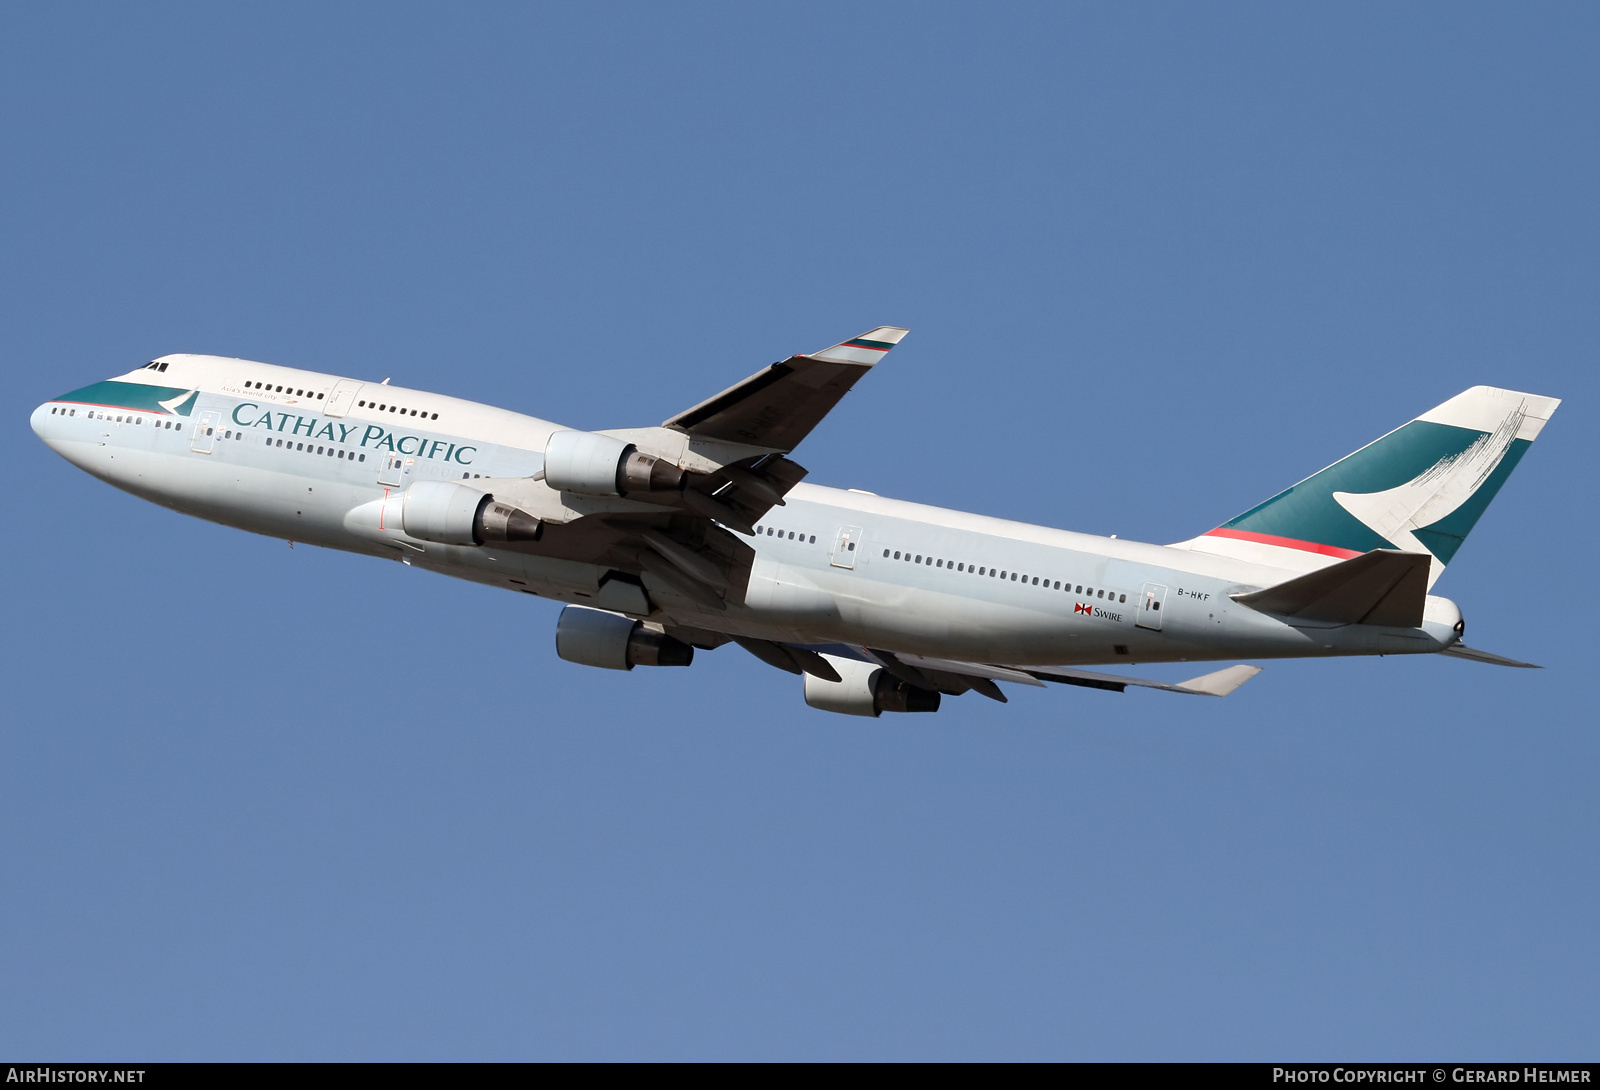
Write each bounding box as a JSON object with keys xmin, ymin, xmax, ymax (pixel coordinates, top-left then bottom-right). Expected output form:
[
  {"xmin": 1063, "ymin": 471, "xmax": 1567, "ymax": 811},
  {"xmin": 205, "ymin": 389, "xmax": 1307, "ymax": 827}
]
[
  {"xmin": 807, "ymin": 326, "xmax": 910, "ymax": 366},
  {"xmin": 1175, "ymin": 664, "xmax": 1263, "ymax": 696},
  {"xmin": 663, "ymin": 326, "xmax": 910, "ymax": 452}
]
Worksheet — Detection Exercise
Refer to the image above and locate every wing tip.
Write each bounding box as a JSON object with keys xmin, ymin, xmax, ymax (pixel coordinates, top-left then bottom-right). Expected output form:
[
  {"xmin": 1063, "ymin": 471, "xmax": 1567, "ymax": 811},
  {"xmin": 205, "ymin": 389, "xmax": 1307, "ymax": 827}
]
[
  {"xmin": 808, "ymin": 326, "xmax": 911, "ymax": 365},
  {"xmin": 1176, "ymin": 664, "xmax": 1263, "ymax": 696},
  {"xmin": 858, "ymin": 325, "xmax": 910, "ymax": 344}
]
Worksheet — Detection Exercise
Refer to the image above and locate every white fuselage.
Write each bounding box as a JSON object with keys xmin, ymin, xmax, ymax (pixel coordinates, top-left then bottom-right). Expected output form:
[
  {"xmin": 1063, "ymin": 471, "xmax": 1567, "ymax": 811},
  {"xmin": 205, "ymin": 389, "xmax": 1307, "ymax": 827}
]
[{"xmin": 32, "ymin": 355, "xmax": 1462, "ymax": 667}]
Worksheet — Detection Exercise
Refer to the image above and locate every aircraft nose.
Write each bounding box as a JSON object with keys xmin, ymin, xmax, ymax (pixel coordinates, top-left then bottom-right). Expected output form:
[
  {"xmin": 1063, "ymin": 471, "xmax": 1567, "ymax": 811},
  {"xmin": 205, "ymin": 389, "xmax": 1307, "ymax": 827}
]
[
  {"xmin": 31, "ymin": 399, "xmax": 87, "ymax": 466},
  {"xmin": 31, "ymin": 401, "xmax": 56, "ymax": 442}
]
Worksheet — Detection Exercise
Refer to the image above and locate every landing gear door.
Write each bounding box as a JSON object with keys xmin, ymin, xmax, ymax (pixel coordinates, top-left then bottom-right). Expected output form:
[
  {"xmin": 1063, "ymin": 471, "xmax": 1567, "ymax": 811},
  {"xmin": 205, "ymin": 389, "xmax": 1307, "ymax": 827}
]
[
  {"xmin": 325, "ymin": 380, "xmax": 363, "ymax": 418},
  {"xmin": 830, "ymin": 525, "xmax": 863, "ymax": 570},
  {"xmin": 1136, "ymin": 582, "xmax": 1168, "ymax": 631},
  {"xmin": 190, "ymin": 410, "xmax": 221, "ymax": 454}
]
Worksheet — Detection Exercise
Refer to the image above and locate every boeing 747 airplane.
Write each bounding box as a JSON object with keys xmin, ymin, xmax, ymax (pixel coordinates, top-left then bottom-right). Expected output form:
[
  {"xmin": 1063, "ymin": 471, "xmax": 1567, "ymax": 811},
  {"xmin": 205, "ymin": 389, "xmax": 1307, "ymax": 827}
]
[{"xmin": 32, "ymin": 328, "xmax": 1558, "ymax": 716}]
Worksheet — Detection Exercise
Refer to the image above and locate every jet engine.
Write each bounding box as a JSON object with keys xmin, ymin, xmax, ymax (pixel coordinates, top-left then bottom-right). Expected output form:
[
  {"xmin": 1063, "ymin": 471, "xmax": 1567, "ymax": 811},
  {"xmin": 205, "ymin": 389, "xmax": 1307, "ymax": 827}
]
[
  {"xmin": 543, "ymin": 430, "xmax": 685, "ymax": 497},
  {"xmin": 401, "ymin": 480, "xmax": 542, "ymax": 545},
  {"xmin": 555, "ymin": 605, "xmax": 694, "ymax": 670},
  {"xmin": 803, "ymin": 655, "xmax": 941, "ymax": 717}
]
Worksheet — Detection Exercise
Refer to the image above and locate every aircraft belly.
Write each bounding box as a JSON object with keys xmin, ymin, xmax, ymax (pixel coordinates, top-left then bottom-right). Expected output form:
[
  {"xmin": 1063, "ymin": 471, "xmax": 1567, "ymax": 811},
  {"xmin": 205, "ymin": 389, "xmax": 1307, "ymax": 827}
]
[
  {"xmin": 419, "ymin": 547, "xmax": 611, "ymax": 603},
  {"xmin": 745, "ymin": 559, "xmax": 840, "ymax": 623},
  {"xmin": 50, "ymin": 437, "xmax": 114, "ymax": 479}
]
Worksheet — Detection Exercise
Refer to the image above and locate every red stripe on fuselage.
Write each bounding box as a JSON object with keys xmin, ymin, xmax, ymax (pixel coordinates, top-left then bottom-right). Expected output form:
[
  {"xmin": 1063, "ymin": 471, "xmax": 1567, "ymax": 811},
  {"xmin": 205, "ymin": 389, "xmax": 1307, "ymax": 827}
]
[{"xmin": 1202, "ymin": 527, "xmax": 1363, "ymax": 559}]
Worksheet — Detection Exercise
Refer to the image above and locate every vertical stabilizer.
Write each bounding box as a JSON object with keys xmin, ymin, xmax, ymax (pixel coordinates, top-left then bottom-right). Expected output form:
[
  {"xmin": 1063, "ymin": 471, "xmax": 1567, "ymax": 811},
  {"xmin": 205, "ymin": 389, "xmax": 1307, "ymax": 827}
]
[{"xmin": 1170, "ymin": 386, "xmax": 1559, "ymax": 585}]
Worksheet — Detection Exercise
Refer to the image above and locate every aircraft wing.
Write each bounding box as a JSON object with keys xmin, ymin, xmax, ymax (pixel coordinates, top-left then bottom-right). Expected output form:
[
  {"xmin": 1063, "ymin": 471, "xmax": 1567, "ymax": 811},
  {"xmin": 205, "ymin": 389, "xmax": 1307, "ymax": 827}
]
[
  {"xmin": 663, "ymin": 326, "xmax": 910, "ymax": 452},
  {"xmin": 464, "ymin": 327, "xmax": 909, "ymax": 617}
]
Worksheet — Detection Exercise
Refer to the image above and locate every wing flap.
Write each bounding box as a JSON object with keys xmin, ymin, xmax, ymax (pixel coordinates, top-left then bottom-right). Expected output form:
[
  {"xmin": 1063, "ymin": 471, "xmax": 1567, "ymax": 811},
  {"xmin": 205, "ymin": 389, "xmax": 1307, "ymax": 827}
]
[
  {"xmin": 1024, "ymin": 662, "xmax": 1262, "ymax": 696},
  {"xmin": 887, "ymin": 651, "xmax": 1262, "ymax": 698},
  {"xmin": 1231, "ymin": 548, "xmax": 1430, "ymax": 627},
  {"xmin": 893, "ymin": 653, "xmax": 1047, "ymax": 687}
]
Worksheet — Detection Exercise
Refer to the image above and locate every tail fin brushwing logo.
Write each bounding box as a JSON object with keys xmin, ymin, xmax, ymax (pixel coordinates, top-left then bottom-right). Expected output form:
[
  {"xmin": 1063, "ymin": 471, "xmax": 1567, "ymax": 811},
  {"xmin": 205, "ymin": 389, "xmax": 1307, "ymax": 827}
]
[{"xmin": 1333, "ymin": 400, "xmax": 1526, "ymax": 584}]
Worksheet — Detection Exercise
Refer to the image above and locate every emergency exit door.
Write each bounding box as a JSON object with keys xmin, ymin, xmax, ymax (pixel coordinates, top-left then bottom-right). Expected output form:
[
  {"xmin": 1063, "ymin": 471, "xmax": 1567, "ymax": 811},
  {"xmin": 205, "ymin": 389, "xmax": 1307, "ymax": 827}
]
[
  {"xmin": 1136, "ymin": 582, "xmax": 1168, "ymax": 631},
  {"xmin": 324, "ymin": 380, "xmax": 363, "ymax": 418},
  {"xmin": 377, "ymin": 454, "xmax": 414, "ymax": 487},
  {"xmin": 830, "ymin": 525, "xmax": 863, "ymax": 569},
  {"xmin": 190, "ymin": 410, "xmax": 221, "ymax": 454}
]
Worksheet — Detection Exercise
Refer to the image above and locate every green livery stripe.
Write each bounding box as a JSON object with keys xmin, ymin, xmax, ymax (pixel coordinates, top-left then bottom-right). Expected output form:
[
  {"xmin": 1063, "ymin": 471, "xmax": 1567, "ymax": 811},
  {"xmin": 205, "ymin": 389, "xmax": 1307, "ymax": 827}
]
[
  {"xmin": 842, "ymin": 338, "xmax": 896, "ymax": 351},
  {"xmin": 1220, "ymin": 420, "xmax": 1530, "ymax": 564},
  {"xmin": 56, "ymin": 381, "xmax": 197, "ymax": 416}
]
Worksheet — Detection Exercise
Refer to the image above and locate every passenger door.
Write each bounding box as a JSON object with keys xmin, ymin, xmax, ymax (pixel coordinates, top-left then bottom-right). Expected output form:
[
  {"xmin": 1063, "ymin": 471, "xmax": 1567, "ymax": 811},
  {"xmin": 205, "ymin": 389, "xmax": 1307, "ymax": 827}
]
[
  {"xmin": 190, "ymin": 410, "xmax": 221, "ymax": 454},
  {"xmin": 377, "ymin": 453, "xmax": 413, "ymax": 488},
  {"xmin": 325, "ymin": 380, "xmax": 363, "ymax": 418},
  {"xmin": 830, "ymin": 525, "xmax": 863, "ymax": 570},
  {"xmin": 1136, "ymin": 582, "xmax": 1168, "ymax": 631}
]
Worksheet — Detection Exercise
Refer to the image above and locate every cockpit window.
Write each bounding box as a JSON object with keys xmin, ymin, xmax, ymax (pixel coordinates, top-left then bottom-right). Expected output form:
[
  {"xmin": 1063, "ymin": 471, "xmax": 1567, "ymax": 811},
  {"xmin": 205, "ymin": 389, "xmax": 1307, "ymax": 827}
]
[{"xmin": 144, "ymin": 361, "xmax": 169, "ymax": 372}]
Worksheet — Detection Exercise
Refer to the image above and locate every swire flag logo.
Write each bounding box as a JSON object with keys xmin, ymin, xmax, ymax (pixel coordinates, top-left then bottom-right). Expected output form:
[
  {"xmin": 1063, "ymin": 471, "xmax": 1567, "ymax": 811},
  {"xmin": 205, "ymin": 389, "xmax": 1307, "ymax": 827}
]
[{"xmin": 1074, "ymin": 602, "xmax": 1093, "ymax": 615}]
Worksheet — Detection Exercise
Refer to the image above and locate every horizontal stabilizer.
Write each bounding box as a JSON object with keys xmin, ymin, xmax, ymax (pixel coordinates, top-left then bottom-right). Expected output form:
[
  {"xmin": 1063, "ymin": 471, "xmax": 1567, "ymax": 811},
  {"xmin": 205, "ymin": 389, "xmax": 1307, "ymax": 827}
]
[
  {"xmin": 1441, "ymin": 644, "xmax": 1541, "ymax": 669},
  {"xmin": 1232, "ymin": 549, "xmax": 1429, "ymax": 627}
]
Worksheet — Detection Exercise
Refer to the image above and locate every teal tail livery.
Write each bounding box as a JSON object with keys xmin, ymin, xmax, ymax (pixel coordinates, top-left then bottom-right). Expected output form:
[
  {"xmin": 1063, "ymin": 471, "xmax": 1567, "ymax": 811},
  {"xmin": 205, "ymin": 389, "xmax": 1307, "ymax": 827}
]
[{"xmin": 1172, "ymin": 386, "xmax": 1560, "ymax": 586}]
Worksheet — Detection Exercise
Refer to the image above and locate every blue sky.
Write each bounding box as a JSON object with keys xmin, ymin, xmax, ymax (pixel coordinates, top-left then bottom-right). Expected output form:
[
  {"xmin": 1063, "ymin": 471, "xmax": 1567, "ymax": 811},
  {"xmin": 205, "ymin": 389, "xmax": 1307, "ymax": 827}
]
[{"xmin": 2, "ymin": 2, "xmax": 1596, "ymax": 1060}]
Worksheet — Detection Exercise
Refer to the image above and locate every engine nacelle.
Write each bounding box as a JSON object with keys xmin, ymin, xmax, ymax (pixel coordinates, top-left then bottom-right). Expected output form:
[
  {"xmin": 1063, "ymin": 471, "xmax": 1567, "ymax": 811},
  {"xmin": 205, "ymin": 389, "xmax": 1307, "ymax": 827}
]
[
  {"xmin": 544, "ymin": 430, "xmax": 685, "ymax": 497},
  {"xmin": 402, "ymin": 480, "xmax": 490, "ymax": 545},
  {"xmin": 555, "ymin": 605, "xmax": 694, "ymax": 671},
  {"xmin": 401, "ymin": 480, "xmax": 542, "ymax": 546},
  {"xmin": 803, "ymin": 655, "xmax": 942, "ymax": 717}
]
